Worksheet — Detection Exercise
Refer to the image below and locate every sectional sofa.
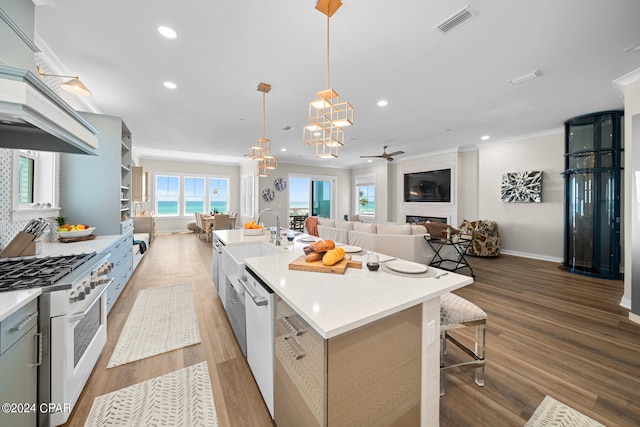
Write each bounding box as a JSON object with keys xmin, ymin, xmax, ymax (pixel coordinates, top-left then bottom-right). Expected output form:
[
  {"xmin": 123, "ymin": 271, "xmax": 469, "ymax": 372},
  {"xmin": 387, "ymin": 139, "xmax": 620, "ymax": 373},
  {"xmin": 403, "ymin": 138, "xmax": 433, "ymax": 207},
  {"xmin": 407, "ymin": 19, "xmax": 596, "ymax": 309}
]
[{"xmin": 312, "ymin": 217, "xmax": 456, "ymax": 264}]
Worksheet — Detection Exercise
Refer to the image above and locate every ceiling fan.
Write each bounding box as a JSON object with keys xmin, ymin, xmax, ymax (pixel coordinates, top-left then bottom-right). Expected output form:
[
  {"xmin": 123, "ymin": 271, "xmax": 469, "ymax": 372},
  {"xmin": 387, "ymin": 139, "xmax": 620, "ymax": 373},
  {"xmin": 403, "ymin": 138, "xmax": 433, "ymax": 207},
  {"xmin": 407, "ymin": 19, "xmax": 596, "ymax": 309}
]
[{"xmin": 360, "ymin": 145, "xmax": 405, "ymax": 161}]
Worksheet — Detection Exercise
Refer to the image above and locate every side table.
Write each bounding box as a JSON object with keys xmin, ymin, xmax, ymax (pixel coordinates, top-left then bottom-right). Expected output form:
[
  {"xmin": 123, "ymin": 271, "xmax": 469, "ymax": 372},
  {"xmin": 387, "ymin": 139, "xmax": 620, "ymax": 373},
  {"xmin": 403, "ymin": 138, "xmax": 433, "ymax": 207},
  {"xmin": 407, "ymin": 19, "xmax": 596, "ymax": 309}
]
[{"xmin": 424, "ymin": 235, "xmax": 475, "ymax": 277}]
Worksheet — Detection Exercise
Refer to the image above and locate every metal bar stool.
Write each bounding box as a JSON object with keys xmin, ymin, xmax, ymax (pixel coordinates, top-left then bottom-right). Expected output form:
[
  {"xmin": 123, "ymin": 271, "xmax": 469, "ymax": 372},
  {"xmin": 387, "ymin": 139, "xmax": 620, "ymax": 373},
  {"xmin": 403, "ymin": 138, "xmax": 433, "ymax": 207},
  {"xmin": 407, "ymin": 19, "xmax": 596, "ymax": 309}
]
[{"xmin": 440, "ymin": 292, "xmax": 487, "ymax": 395}]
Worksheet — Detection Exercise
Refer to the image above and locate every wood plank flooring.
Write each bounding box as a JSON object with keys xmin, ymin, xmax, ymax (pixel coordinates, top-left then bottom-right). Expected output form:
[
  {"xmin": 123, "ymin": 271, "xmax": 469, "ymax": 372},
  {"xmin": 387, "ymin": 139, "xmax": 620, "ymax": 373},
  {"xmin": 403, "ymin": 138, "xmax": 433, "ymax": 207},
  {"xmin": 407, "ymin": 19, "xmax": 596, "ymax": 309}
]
[{"xmin": 62, "ymin": 233, "xmax": 640, "ymax": 426}]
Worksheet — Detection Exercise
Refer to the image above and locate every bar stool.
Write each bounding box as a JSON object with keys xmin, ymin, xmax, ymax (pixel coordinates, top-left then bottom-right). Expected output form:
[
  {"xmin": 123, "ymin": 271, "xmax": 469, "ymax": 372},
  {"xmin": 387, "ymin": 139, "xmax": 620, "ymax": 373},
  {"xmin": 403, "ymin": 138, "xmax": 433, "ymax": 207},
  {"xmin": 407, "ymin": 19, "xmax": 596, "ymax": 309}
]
[{"xmin": 440, "ymin": 292, "xmax": 487, "ymax": 395}]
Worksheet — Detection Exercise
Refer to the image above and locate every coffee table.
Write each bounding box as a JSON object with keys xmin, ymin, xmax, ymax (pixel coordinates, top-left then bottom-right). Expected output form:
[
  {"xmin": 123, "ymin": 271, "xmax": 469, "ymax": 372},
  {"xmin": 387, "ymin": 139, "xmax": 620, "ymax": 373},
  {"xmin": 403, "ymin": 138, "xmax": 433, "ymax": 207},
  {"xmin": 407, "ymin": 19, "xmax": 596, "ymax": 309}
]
[{"xmin": 424, "ymin": 235, "xmax": 475, "ymax": 277}]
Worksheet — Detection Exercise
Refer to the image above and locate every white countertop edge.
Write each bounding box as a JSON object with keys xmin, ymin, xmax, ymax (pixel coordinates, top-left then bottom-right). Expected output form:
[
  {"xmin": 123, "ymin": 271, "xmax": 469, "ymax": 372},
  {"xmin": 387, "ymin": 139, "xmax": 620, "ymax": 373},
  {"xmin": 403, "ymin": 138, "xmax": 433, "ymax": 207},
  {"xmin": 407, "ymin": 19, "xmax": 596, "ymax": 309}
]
[
  {"xmin": 245, "ymin": 251, "xmax": 474, "ymax": 340},
  {"xmin": 0, "ymin": 288, "xmax": 41, "ymax": 322}
]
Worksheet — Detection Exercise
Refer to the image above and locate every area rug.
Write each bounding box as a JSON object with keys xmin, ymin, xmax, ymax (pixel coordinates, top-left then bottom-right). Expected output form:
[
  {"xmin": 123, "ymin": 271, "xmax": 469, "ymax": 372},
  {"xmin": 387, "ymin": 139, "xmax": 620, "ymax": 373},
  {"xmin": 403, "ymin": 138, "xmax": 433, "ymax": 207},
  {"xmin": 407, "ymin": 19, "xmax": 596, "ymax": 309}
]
[
  {"xmin": 525, "ymin": 395, "xmax": 606, "ymax": 427},
  {"xmin": 85, "ymin": 361, "xmax": 218, "ymax": 427},
  {"xmin": 107, "ymin": 283, "xmax": 201, "ymax": 368}
]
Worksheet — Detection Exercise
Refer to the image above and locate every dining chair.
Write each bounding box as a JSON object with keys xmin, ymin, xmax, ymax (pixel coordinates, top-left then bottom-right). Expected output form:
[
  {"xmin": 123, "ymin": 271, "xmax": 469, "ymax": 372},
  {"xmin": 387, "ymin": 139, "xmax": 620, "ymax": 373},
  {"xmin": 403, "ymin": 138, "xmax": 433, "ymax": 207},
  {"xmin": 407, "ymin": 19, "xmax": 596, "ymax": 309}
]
[
  {"xmin": 194, "ymin": 213, "xmax": 202, "ymax": 238},
  {"xmin": 213, "ymin": 213, "xmax": 230, "ymax": 230}
]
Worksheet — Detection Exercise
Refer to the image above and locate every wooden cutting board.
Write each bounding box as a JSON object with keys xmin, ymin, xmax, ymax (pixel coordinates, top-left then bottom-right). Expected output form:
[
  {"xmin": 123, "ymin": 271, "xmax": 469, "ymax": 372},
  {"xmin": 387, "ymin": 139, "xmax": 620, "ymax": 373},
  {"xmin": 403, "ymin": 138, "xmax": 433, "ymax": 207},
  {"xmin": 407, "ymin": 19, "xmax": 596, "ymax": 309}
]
[
  {"xmin": 58, "ymin": 234, "xmax": 98, "ymax": 243},
  {"xmin": 288, "ymin": 254, "xmax": 362, "ymax": 274}
]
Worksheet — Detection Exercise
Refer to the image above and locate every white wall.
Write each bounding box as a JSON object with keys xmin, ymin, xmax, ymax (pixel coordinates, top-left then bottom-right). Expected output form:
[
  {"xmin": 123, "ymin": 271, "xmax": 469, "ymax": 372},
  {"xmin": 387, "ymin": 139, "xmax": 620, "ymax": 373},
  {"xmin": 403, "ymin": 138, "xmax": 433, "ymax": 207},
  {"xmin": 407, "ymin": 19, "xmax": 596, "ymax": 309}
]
[
  {"xmin": 139, "ymin": 158, "xmax": 241, "ymax": 234},
  {"xmin": 478, "ymin": 131, "xmax": 564, "ymax": 261},
  {"xmin": 620, "ymin": 72, "xmax": 640, "ymax": 315}
]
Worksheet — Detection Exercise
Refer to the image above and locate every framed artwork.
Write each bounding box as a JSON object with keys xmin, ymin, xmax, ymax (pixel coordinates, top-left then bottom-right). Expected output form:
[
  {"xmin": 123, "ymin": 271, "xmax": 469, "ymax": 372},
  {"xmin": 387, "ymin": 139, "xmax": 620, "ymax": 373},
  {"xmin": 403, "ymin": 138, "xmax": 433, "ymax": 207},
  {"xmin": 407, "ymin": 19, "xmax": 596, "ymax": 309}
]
[
  {"xmin": 274, "ymin": 177, "xmax": 287, "ymax": 191},
  {"xmin": 501, "ymin": 171, "xmax": 542, "ymax": 203},
  {"xmin": 262, "ymin": 188, "xmax": 275, "ymax": 202}
]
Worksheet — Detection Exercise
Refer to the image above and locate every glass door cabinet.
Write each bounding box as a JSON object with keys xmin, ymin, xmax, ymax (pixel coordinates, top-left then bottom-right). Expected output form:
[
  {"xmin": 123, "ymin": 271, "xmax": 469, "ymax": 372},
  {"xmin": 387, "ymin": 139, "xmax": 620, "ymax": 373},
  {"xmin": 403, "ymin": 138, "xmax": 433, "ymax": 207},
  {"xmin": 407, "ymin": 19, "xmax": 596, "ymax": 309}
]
[{"xmin": 563, "ymin": 111, "xmax": 623, "ymax": 279}]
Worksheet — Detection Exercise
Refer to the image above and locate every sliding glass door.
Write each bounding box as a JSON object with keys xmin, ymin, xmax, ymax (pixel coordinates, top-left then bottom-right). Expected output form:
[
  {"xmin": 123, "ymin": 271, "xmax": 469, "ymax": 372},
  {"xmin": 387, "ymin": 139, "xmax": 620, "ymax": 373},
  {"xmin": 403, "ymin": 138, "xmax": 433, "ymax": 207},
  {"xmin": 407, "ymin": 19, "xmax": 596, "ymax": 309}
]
[{"xmin": 288, "ymin": 175, "xmax": 335, "ymax": 219}]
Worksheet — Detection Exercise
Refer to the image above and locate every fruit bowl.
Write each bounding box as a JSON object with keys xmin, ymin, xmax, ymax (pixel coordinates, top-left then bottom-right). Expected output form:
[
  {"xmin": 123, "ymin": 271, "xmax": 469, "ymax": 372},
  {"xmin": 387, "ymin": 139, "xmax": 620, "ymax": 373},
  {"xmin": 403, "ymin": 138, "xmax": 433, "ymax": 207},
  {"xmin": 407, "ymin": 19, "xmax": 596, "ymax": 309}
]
[
  {"xmin": 57, "ymin": 227, "xmax": 96, "ymax": 238},
  {"xmin": 243, "ymin": 228, "xmax": 264, "ymax": 236}
]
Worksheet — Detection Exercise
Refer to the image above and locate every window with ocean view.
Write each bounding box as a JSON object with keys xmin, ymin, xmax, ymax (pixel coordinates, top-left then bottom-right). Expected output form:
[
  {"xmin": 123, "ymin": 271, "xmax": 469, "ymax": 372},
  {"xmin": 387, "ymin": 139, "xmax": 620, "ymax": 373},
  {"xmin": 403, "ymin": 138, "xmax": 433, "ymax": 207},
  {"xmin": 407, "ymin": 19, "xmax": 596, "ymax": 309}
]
[
  {"xmin": 155, "ymin": 174, "xmax": 230, "ymax": 217},
  {"xmin": 209, "ymin": 178, "xmax": 228, "ymax": 213},
  {"xmin": 356, "ymin": 174, "xmax": 375, "ymax": 217},
  {"xmin": 184, "ymin": 177, "xmax": 205, "ymax": 214},
  {"xmin": 156, "ymin": 175, "xmax": 180, "ymax": 216}
]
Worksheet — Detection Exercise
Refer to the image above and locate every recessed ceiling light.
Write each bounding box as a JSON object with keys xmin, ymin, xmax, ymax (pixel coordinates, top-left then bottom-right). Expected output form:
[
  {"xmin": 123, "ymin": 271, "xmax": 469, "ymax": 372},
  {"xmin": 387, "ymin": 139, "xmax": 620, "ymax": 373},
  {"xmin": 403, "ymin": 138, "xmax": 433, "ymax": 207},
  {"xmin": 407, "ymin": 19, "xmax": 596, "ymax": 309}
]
[
  {"xmin": 481, "ymin": 135, "xmax": 490, "ymax": 140},
  {"xmin": 158, "ymin": 26, "xmax": 177, "ymax": 39},
  {"xmin": 281, "ymin": 148, "xmax": 287, "ymax": 152},
  {"xmin": 163, "ymin": 81, "xmax": 177, "ymax": 89},
  {"xmin": 377, "ymin": 100, "xmax": 388, "ymax": 107},
  {"xmin": 367, "ymin": 159, "xmax": 372, "ymax": 163},
  {"xmin": 508, "ymin": 70, "xmax": 541, "ymax": 85}
]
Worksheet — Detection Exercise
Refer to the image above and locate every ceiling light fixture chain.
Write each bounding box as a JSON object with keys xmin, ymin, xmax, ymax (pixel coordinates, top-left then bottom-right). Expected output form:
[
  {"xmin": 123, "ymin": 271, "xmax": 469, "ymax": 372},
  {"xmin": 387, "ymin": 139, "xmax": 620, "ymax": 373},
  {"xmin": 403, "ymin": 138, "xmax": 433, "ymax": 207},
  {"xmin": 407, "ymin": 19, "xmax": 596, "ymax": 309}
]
[{"xmin": 303, "ymin": 0, "xmax": 354, "ymax": 159}]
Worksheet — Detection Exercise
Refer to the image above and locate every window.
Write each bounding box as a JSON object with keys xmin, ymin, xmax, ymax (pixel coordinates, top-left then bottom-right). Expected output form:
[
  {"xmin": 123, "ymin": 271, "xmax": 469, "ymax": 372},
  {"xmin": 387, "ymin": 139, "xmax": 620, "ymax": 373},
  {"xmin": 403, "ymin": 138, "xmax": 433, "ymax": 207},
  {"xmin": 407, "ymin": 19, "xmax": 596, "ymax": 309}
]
[
  {"xmin": 12, "ymin": 150, "xmax": 59, "ymax": 221},
  {"xmin": 156, "ymin": 175, "xmax": 180, "ymax": 216},
  {"xmin": 355, "ymin": 174, "xmax": 375, "ymax": 217},
  {"xmin": 154, "ymin": 174, "xmax": 230, "ymax": 217},
  {"xmin": 184, "ymin": 177, "xmax": 205, "ymax": 214},
  {"xmin": 18, "ymin": 155, "xmax": 34, "ymax": 204},
  {"xmin": 209, "ymin": 178, "xmax": 228, "ymax": 213}
]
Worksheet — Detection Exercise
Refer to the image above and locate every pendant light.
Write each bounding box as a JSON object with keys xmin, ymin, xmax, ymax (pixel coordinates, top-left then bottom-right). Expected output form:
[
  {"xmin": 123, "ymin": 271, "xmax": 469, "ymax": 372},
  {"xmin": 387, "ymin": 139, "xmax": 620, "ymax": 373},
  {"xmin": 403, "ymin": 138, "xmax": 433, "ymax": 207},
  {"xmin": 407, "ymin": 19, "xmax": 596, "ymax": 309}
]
[
  {"xmin": 37, "ymin": 66, "xmax": 92, "ymax": 96},
  {"xmin": 303, "ymin": 0, "xmax": 354, "ymax": 158},
  {"xmin": 251, "ymin": 82, "xmax": 277, "ymax": 177}
]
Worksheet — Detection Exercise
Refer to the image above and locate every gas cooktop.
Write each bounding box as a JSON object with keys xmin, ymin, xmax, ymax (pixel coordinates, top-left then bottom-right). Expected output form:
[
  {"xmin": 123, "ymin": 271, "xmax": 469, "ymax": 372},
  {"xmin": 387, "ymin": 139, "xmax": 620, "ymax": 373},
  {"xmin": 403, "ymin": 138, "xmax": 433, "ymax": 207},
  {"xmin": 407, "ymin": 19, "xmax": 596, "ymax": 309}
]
[{"xmin": 0, "ymin": 253, "xmax": 97, "ymax": 292}]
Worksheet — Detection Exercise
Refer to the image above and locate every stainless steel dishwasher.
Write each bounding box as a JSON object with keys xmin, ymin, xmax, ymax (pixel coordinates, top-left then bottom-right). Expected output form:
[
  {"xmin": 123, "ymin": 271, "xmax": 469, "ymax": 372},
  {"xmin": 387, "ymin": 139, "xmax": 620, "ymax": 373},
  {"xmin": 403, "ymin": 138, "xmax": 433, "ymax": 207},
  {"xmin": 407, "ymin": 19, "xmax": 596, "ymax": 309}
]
[{"xmin": 242, "ymin": 267, "xmax": 275, "ymax": 418}]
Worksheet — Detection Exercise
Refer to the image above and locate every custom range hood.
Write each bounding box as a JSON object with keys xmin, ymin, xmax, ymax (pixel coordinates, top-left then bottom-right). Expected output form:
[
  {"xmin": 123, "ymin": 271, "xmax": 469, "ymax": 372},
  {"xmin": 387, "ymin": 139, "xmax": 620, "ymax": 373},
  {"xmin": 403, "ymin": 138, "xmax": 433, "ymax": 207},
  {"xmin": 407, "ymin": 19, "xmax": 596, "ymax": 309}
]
[{"xmin": 0, "ymin": 64, "xmax": 98, "ymax": 155}]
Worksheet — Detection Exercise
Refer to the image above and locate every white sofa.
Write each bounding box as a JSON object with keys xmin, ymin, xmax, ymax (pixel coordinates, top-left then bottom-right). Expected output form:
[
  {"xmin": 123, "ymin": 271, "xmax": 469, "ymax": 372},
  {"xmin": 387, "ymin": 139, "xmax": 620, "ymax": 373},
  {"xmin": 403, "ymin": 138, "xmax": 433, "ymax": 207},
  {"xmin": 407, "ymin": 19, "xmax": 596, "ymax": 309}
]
[{"xmin": 315, "ymin": 218, "xmax": 455, "ymax": 264}]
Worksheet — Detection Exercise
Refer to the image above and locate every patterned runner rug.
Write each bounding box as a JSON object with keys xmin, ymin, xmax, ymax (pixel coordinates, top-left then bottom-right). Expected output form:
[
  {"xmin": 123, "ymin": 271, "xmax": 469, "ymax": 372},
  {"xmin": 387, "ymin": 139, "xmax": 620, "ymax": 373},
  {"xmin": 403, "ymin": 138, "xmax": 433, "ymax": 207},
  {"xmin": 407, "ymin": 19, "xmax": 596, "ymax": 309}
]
[
  {"xmin": 107, "ymin": 283, "xmax": 201, "ymax": 368},
  {"xmin": 85, "ymin": 361, "xmax": 218, "ymax": 427},
  {"xmin": 525, "ymin": 395, "xmax": 605, "ymax": 427}
]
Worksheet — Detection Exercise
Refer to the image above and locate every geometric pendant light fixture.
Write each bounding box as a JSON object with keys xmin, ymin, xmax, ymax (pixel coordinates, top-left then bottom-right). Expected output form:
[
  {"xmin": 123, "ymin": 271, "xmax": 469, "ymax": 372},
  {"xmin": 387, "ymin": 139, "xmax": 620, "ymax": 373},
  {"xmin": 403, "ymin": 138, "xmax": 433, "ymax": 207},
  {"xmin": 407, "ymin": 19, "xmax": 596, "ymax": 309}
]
[
  {"xmin": 37, "ymin": 66, "xmax": 92, "ymax": 96},
  {"xmin": 303, "ymin": 0, "xmax": 354, "ymax": 159},
  {"xmin": 250, "ymin": 82, "xmax": 277, "ymax": 177}
]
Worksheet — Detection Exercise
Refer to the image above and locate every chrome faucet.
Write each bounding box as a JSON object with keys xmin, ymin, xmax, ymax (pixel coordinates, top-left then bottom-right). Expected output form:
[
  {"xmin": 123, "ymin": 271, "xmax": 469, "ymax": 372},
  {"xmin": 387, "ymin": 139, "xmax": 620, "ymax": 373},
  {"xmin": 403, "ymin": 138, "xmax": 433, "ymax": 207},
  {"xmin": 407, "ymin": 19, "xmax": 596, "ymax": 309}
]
[{"xmin": 257, "ymin": 208, "xmax": 281, "ymax": 246}]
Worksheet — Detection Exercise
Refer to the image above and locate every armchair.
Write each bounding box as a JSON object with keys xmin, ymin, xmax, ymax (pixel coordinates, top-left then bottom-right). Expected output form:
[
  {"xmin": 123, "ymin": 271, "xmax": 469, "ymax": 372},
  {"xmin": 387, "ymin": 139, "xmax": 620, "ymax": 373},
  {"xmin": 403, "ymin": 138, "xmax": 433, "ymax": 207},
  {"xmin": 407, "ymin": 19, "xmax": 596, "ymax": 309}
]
[{"xmin": 458, "ymin": 220, "xmax": 501, "ymax": 257}]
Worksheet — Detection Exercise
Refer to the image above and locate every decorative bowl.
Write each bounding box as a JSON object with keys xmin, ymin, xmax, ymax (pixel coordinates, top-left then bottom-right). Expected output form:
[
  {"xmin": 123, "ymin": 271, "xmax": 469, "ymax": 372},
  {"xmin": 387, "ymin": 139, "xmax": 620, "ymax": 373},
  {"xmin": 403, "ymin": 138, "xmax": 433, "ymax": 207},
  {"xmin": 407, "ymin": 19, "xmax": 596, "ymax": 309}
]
[
  {"xmin": 57, "ymin": 227, "xmax": 96, "ymax": 238},
  {"xmin": 243, "ymin": 228, "xmax": 264, "ymax": 236}
]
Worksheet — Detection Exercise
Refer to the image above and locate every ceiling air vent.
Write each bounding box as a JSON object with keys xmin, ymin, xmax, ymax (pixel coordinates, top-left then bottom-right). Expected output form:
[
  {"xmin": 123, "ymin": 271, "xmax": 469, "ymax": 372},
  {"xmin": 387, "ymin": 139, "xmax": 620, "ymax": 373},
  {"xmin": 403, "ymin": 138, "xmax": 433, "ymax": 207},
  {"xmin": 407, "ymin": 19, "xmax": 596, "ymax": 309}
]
[{"xmin": 434, "ymin": 6, "xmax": 474, "ymax": 35}]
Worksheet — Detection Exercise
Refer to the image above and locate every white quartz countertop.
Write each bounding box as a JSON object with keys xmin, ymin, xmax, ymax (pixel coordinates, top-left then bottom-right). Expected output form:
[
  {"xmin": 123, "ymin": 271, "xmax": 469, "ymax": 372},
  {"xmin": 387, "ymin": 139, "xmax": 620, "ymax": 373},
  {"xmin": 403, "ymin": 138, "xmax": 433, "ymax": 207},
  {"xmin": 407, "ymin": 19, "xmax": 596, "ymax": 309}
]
[
  {"xmin": 40, "ymin": 235, "xmax": 124, "ymax": 257},
  {"xmin": 244, "ymin": 239, "xmax": 474, "ymax": 339},
  {"xmin": 0, "ymin": 288, "xmax": 41, "ymax": 322},
  {"xmin": 213, "ymin": 229, "xmax": 274, "ymax": 246}
]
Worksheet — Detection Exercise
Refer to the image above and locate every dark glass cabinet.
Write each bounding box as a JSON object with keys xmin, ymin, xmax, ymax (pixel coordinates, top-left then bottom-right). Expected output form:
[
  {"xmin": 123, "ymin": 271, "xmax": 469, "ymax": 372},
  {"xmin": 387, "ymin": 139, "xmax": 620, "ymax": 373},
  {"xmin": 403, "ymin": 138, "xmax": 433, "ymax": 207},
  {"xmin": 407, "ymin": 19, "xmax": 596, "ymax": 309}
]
[{"xmin": 563, "ymin": 111, "xmax": 623, "ymax": 279}]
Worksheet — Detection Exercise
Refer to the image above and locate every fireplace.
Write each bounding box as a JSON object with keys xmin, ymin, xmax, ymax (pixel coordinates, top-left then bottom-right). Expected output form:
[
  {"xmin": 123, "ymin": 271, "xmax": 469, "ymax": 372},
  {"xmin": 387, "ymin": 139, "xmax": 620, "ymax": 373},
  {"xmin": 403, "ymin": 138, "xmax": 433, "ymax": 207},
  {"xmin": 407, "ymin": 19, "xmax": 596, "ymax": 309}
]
[{"xmin": 406, "ymin": 215, "xmax": 447, "ymax": 224}]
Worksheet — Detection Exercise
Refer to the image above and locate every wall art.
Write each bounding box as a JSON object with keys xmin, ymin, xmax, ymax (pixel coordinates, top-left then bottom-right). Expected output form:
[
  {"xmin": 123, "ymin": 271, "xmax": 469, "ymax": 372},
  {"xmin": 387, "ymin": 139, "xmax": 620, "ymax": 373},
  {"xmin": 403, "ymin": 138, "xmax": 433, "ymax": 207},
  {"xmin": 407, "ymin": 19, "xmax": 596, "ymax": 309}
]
[
  {"xmin": 274, "ymin": 177, "xmax": 286, "ymax": 191},
  {"xmin": 261, "ymin": 187, "xmax": 275, "ymax": 202},
  {"xmin": 501, "ymin": 171, "xmax": 542, "ymax": 203}
]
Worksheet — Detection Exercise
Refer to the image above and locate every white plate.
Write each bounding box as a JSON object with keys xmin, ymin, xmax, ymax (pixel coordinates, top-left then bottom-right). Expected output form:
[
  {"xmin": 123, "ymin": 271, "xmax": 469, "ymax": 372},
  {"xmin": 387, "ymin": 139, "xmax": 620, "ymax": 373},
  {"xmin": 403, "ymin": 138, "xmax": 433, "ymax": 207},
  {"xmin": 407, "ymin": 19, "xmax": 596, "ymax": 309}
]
[
  {"xmin": 341, "ymin": 245, "xmax": 362, "ymax": 253},
  {"xmin": 385, "ymin": 260, "xmax": 428, "ymax": 274},
  {"xmin": 57, "ymin": 227, "xmax": 95, "ymax": 238},
  {"xmin": 298, "ymin": 236, "xmax": 318, "ymax": 243}
]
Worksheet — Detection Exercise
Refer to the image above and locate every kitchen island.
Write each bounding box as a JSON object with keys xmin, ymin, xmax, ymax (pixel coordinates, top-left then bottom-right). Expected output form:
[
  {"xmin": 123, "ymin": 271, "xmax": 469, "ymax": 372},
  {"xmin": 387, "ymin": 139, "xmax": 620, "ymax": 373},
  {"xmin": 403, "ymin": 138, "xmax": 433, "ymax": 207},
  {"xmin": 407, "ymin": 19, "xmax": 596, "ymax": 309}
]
[{"xmin": 217, "ymin": 229, "xmax": 473, "ymax": 426}]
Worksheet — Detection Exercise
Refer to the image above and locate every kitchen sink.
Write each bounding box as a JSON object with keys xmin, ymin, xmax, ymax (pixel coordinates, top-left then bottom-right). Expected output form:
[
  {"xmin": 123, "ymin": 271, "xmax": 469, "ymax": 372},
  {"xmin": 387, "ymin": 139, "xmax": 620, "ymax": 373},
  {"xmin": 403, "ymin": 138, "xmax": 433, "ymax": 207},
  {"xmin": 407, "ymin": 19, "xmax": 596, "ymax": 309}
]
[{"xmin": 221, "ymin": 243, "xmax": 281, "ymax": 279}]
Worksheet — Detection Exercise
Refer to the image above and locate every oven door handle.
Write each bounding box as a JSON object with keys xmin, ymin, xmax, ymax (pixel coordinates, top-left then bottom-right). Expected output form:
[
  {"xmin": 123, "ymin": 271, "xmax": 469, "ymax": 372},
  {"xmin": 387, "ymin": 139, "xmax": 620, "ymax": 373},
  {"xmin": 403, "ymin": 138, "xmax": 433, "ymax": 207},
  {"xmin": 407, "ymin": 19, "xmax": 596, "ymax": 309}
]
[{"xmin": 68, "ymin": 279, "xmax": 113, "ymax": 323}]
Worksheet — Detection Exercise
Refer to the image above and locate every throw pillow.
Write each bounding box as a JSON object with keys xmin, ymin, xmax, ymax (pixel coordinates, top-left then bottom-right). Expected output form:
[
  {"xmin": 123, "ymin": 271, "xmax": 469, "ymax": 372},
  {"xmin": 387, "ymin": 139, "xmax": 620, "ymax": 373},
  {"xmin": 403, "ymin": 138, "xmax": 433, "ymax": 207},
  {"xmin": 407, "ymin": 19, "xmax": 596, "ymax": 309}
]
[
  {"xmin": 377, "ymin": 223, "xmax": 412, "ymax": 235},
  {"xmin": 353, "ymin": 222, "xmax": 377, "ymax": 234},
  {"xmin": 336, "ymin": 221, "xmax": 354, "ymax": 230},
  {"xmin": 410, "ymin": 224, "xmax": 428, "ymax": 235},
  {"xmin": 317, "ymin": 217, "xmax": 336, "ymax": 228}
]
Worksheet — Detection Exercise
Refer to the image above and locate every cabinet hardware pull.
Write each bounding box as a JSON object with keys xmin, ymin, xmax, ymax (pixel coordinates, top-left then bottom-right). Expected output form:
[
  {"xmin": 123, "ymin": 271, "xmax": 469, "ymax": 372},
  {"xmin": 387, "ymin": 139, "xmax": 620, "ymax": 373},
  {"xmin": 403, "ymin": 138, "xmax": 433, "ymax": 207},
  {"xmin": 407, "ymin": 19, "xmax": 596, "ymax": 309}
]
[
  {"xmin": 283, "ymin": 336, "xmax": 306, "ymax": 360},
  {"xmin": 30, "ymin": 332, "xmax": 43, "ymax": 367},
  {"xmin": 281, "ymin": 315, "xmax": 307, "ymax": 336},
  {"xmin": 10, "ymin": 311, "xmax": 38, "ymax": 333}
]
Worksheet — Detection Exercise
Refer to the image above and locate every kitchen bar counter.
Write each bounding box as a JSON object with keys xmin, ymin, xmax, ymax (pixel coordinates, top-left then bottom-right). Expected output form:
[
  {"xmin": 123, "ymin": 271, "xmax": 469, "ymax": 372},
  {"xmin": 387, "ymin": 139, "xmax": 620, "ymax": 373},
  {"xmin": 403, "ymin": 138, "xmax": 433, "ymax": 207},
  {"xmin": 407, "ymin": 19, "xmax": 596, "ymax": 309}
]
[{"xmin": 232, "ymin": 228, "xmax": 473, "ymax": 426}]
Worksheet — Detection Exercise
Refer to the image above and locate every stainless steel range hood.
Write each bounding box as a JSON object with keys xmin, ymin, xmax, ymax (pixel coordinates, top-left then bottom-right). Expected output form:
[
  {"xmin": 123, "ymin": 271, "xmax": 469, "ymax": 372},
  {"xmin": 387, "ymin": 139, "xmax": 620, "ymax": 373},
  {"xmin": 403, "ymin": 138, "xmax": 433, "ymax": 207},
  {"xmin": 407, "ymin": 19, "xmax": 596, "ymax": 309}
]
[{"xmin": 0, "ymin": 64, "xmax": 98, "ymax": 155}]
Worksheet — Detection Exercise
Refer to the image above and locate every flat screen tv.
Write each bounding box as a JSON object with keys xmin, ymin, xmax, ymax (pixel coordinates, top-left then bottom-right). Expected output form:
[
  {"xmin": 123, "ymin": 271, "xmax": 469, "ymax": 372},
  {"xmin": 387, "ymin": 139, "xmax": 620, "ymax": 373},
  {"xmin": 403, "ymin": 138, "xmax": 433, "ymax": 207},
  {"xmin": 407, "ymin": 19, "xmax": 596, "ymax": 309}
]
[{"xmin": 404, "ymin": 168, "xmax": 451, "ymax": 202}]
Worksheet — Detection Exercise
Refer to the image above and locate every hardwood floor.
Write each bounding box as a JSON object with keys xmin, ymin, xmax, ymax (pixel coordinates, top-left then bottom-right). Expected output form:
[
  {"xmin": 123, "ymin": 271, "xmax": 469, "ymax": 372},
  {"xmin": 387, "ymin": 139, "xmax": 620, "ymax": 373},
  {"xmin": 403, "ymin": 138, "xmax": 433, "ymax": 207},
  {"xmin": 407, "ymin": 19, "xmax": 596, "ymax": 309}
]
[{"xmin": 63, "ymin": 233, "xmax": 640, "ymax": 426}]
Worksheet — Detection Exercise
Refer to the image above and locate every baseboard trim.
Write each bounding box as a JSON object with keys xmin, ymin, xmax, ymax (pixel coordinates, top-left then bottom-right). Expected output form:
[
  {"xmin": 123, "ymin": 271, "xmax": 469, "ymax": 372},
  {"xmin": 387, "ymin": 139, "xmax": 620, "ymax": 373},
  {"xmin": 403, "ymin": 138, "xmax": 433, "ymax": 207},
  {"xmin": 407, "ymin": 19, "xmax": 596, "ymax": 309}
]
[
  {"xmin": 629, "ymin": 311, "xmax": 640, "ymax": 325},
  {"xmin": 620, "ymin": 296, "xmax": 632, "ymax": 310},
  {"xmin": 499, "ymin": 249, "xmax": 562, "ymax": 263}
]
